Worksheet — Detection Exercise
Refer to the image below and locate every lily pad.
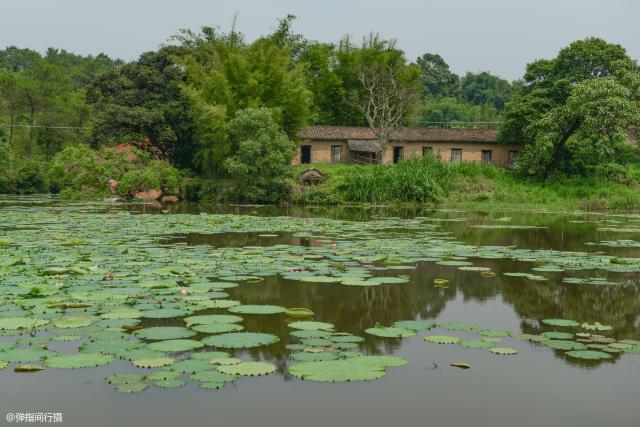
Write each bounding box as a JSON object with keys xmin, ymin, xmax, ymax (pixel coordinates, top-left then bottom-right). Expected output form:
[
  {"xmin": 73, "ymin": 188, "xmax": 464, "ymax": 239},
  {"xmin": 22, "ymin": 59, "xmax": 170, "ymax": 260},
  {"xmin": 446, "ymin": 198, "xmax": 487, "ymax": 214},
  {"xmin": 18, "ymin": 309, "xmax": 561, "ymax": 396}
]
[
  {"xmin": 424, "ymin": 335, "xmax": 461, "ymax": 345},
  {"xmin": 489, "ymin": 347, "xmax": 518, "ymax": 355},
  {"xmin": 147, "ymin": 339, "xmax": 204, "ymax": 352},
  {"xmin": 565, "ymin": 350, "xmax": 612, "ymax": 360},
  {"xmin": 217, "ymin": 361, "xmax": 277, "ymax": 376},
  {"xmin": 365, "ymin": 326, "xmax": 416, "ymax": 338},
  {"xmin": 542, "ymin": 319, "xmax": 580, "ymax": 327},
  {"xmin": 132, "ymin": 357, "xmax": 175, "ymax": 368},
  {"xmin": 284, "ymin": 308, "xmax": 314, "ymax": 318},
  {"xmin": 45, "ymin": 353, "xmax": 114, "ymax": 369},
  {"xmin": 288, "ymin": 321, "xmax": 334, "ymax": 331},
  {"xmin": 228, "ymin": 305, "xmax": 286, "ymax": 315},
  {"xmin": 392, "ymin": 320, "xmax": 436, "ymax": 331},
  {"xmin": 201, "ymin": 332, "xmax": 279, "ymax": 349},
  {"xmin": 134, "ymin": 327, "xmax": 196, "ymax": 341},
  {"xmin": 115, "ymin": 382, "xmax": 148, "ymax": 393}
]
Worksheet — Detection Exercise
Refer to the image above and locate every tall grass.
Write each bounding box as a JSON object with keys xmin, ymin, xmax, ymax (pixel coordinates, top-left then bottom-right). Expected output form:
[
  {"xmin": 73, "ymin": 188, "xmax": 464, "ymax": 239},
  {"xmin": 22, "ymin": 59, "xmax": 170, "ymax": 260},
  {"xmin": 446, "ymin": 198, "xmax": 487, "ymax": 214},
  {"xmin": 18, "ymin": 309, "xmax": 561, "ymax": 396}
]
[{"xmin": 340, "ymin": 157, "xmax": 453, "ymax": 203}]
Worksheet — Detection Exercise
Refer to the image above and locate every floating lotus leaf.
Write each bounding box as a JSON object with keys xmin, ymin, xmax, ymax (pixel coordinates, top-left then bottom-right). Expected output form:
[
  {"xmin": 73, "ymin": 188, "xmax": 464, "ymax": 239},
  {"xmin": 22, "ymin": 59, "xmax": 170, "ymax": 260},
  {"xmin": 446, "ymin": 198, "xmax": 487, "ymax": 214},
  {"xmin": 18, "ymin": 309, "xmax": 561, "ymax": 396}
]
[
  {"xmin": 132, "ymin": 357, "xmax": 175, "ymax": 368},
  {"xmin": 207, "ymin": 282, "xmax": 239, "ymax": 289},
  {"xmin": 199, "ymin": 382, "xmax": 229, "ymax": 390},
  {"xmin": 198, "ymin": 300, "xmax": 241, "ymax": 309},
  {"xmin": 290, "ymin": 330, "xmax": 331, "ymax": 339},
  {"xmin": 14, "ymin": 364, "xmax": 44, "ymax": 372},
  {"xmin": 0, "ymin": 361, "xmax": 6, "ymax": 370},
  {"xmin": 424, "ymin": 335, "xmax": 461, "ymax": 344},
  {"xmin": 208, "ymin": 357, "xmax": 242, "ymax": 366},
  {"xmin": 284, "ymin": 308, "xmax": 314, "ymax": 318},
  {"xmin": 228, "ymin": 305, "xmax": 286, "ymax": 315},
  {"xmin": 0, "ymin": 317, "xmax": 49, "ymax": 330},
  {"xmin": 608, "ymin": 343, "xmax": 634, "ymax": 350},
  {"xmin": 142, "ymin": 308, "xmax": 189, "ymax": 319},
  {"xmin": 329, "ymin": 335, "xmax": 365, "ymax": 343},
  {"xmin": 542, "ymin": 319, "xmax": 580, "ymax": 327},
  {"xmin": 201, "ymin": 332, "xmax": 279, "ymax": 349},
  {"xmin": 106, "ymin": 374, "xmax": 147, "ymax": 384},
  {"xmin": 115, "ymin": 382, "xmax": 148, "ymax": 393},
  {"xmin": 147, "ymin": 339, "xmax": 204, "ymax": 352},
  {"xmin": 290, "ymin": 351, "xmax": 339, "ymax": 362},
  {"xmin": 146, "ymin": 370, "xmax": 182, "ymax": 381},
  {"xmin": 190, "ymin": 370, "xmax": 238, "ymax": 384},
  {"xmin": 101, "ymin": 309, "xmax": 143, "ymax": 319},
  {"xmin": 565, "ymin": 350, "xmax": 612, "ymax": 360},
  {"xmin": 365, "ymin": 326, "xmax": 416, "ymax": 338},
  {"xmin": 440, "ymin": 322, "xmax": 478, "ymax": 331},
  {"xmin": 154, "ymin": 379, "xmax": 186, "ymax": 388},
  {"xmin": 184, "ymin": 314, "xmax": 243, "ymax": 326},
  {"xmin": 289, "ymin": 355, "xmax": 404, "ymax": 382},
  {"xmin": 460, "ymin": 339, "xmax": 494, "ymax": 349},
  {"xmin": 392, "ymin": 320, "xmax": 436, "ymax": 331},
  {"xmin": 288, "ymin": 321, "xmax": 334, "ymax": 331},
  {"xmin": 0, "ymin": 348, "xmax": 56, "ymax": 363},
  {"xmin": 217, "ymin": 361, "xmax": 277, "ymax": 376},
  {"xmin": 52, "ymin": 315, "xmax": 97, "ymax": 329},
  {"xmin": 300, "ymin": 338, "xmax": 333, "ymax": 347},
  {"xmin": 544, "ymin": 340, "xmax": 587, "ymax": 351},
  {"xmin": 191, "ymin": 323, "xmax": 244, "ymax": 334},
  {"xmin": 0, "ymin": 341, "xmax": 17, "ymax": 352},
  {"xmin": 433, "ymin": 279, "xmax": 449, "ymax": 287},
  {"xmin": 581, "ymin": 322, "xmax": 612, "ymax": 331},
  {"xmin": 45, "ymin": 353, "xmax": 114, "ymax": 368},
  {"xmin": 542, "ymin": 331, "xmax": 574, "ymax": 340},
  {"xmin": 134, "ymin": 327, "xmax": 196, "ymax": 341},
  {"xmin": 350, "ymin": 356, "xmax": 407, "ymax": 368},
  {"xmin": 191, "ymin": 351, "xmax": 231, "ymax": 360},
  {"xmin": 167, "ymin": 359, "xmax": 212, "ymax": 373},
  {"xmin": 489, "ymin": 347, "xmax": 518, "ymax": 355}
]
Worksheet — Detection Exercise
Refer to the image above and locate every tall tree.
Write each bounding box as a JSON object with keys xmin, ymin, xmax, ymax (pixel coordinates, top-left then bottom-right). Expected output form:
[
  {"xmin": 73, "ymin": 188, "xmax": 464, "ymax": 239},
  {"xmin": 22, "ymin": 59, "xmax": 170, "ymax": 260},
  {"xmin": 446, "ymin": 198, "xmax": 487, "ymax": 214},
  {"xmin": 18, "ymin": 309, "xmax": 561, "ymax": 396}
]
[
  {"xmin": 416, "ymin": 53, "xmax": 460, "ymax": 98},
  {"xmin": 500, "ymin": 38, "xmax": 640, "ymax": 176}
]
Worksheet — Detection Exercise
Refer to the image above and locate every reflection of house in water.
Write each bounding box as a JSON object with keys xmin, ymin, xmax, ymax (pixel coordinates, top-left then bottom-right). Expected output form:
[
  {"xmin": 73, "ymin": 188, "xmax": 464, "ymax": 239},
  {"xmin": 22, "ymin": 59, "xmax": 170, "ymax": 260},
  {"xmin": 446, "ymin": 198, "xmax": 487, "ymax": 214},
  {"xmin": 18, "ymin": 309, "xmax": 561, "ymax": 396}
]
[{"xmin": 293, "ymin": 125, "xmax": 521, "ymax": 168}]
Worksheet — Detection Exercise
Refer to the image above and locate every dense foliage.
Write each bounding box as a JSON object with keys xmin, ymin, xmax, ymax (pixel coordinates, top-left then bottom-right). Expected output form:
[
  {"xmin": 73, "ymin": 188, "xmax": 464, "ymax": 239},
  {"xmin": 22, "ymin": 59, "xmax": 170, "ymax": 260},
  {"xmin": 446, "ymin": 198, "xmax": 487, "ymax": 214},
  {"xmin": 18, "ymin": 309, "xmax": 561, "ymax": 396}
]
[{"xmin": 0, "ymin": 18, "xmax": 639, "ymax": 202}]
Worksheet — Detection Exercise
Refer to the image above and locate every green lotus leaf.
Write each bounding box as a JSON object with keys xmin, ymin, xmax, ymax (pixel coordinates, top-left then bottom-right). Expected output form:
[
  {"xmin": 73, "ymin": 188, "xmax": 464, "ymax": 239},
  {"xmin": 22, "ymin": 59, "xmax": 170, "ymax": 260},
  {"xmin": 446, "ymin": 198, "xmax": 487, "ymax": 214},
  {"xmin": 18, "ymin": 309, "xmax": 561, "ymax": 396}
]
[
  {"xmin": 424, "ymin": 335, "xmax": 461, "ymax": 345},
  {"xmin": 167, "ymin": 359, "xmax": 212, "ymax": 373},
  {"xmin": 45, "ymin": 353, "xmax": 114, "ymax": 368},
  {"xmin": 101, "ymin": 309, "xmax": 144, "ymax": 319},
  {"xmin": 0, "ymin": 317, "xmax": 49, "ymax": 330},
  {"xmin": 147, "ymin": 339, "xmax": 204, "ymax": 352},
  {"xmin": 191, "ymin": 323, "xmax": 244, "ymax": 334},
  {"xmin": 439, "ymin": 322, "xmax": 478, "ymax": 331},
  {"xmin": 190, "ymin": 370, "xmax": 238, "ymax": 383},
  {"xmin": 13, "ymin": 364, "xmax": 44, "ymax": 372},
  {"xmin": 142, "ymin": 308, "xmax": 190, "ymax": 319},
  {"xmin": 208, "ymin": 357, "xmax": 242, "ymax": 366},
  {"xmin": 392, "ymin": 320, "xmax": 436, "ymax": 331},
  {"xmin": 191, "ymin": 351, "xmax": 231, "ymax": 360},
  {"xmin": 288, "ymin": 355, "xmax": 404, "ymax": 382},
  {"xmin": 0, "ymin": 348, "xmax": 57, "ymax": 363},
  {"xmin": 581, "ymin": 322, "xmax": 612, "ymax": 331},
  {"xmin": 513, "ymin": 334, "xmax": 549, "ymax": 342},
  {"xmin": 228, "ymin": 305, "xmax": 286, "ymax": 315},
  {"xmin": 146, "ymin": 370, "xmax": 182, "ymax": 381},
  {"xmin": 288, "ymin": 321, "xmax": 334, "ymax": 331},
  {"xmin": 290, "ymin": 351, "xmax": 339, "ymax": 362},
  {"xmin": 52, "ymin": 315, "xmax": 97, "ymax": 329},
  {"xmin": 542, "ymin": 319, "xmax": 580, "ymax": 327},
  {"xmin": 489, "ymin": 347, "xmax": 518, "ymax": 355},
  {"xmin": 201, "ymin": 332, "xmax": 279, "ymax": 349},
  {"xmin": 542, "ymin": 331, "xmax": 574, "ymax": 340},
  {"xmin": 217, "ymin": 361, "xmax": 276, "ymax": 376},
  {"xmin": 300, "ymin": 338, "xmax": 333, "ymax": 347},
  {"xmin": 365, "ymin": 326, "xmax": 416, "ymax": 338},
  {"xmin": 478, "ymin": 329, "xmax": 510, "ymax": 337},
  {"xmin": 0, "ymin": 361, "xmax": 6, "ymax": 370},
  {"xmin": 134, "ymin": 327, "xmax": 196, "ymax": 341},
  {"xmin": 198, "ymin": 299, "xmax": 241, "ymax": 309},
  {"xmin": 329, "ymin": 334, "xmax": 365, "ymax": 343},
  {"xmin": 284, "ymin": 308, "xmax": 314, "ymax": 318},
  {"xmin": 565, "ymin": 350, "xmax": 612, "ymax": 360},
  {"xmin": 115, "ymin": 382, "xmax": 148, "ymax": 393},
  {"xmin": 132, "ymin": 357, "xmax": 175, "ymax": 368},
  {"xmin": 106, "ymin": 374, "xmax": 147, "ymax": 384},
  {"xmin": 183, "ymin": 314, "xmax": 243, "ymax": 326},
  {"xmin": 544, "ymin": 340, "xmax": 588, "ymax": 351},
  {"xmin": 290, "ymin": 330, "xmax": 331, "ymax": 339}
]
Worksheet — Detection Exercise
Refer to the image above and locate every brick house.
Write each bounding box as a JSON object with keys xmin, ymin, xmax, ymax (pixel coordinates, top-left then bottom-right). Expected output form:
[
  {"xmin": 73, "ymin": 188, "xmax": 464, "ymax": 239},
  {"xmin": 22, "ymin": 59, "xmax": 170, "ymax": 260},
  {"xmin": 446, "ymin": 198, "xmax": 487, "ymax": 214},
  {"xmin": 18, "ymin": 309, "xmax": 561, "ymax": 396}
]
[{"xmin": 293, "ymin": 126, "xmax": 521, "ymax": 168}]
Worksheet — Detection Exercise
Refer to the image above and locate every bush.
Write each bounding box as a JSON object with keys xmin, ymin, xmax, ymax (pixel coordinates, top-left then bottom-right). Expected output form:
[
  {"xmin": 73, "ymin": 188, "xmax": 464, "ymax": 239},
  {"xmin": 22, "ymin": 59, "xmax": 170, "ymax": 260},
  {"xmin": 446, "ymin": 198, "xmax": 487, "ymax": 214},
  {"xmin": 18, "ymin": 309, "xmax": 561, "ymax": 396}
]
[{"xmin": 0, "ymin": 143, "xmax": 48, "ymax": 194}]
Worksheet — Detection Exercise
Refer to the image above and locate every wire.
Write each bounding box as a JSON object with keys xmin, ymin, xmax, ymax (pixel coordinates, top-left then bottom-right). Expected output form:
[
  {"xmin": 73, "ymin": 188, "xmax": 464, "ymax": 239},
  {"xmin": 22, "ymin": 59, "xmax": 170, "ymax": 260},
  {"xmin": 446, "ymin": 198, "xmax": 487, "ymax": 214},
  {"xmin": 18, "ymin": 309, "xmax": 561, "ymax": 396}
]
[{"xmin": 0, "ymin": 123, "xmax": 88, "ymax": 130}]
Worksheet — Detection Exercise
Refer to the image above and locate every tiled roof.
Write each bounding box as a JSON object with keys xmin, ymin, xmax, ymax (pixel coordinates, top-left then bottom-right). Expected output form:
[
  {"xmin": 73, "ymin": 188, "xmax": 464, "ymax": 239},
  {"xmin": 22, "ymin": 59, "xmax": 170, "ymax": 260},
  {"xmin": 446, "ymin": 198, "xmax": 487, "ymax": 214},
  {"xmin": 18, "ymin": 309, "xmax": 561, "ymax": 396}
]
[{"xmin": 297, "ymin": 125, "xmax": 499, "ymax": 143}]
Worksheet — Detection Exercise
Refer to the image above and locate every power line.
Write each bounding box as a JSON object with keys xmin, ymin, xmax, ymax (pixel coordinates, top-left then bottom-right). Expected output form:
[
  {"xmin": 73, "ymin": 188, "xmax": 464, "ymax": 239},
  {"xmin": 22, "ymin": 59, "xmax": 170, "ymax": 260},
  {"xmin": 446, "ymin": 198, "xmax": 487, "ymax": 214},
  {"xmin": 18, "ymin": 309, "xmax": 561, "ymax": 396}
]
[{"xmin": 0, "ymin": 123, "xmax": 88, "ymax": 130}]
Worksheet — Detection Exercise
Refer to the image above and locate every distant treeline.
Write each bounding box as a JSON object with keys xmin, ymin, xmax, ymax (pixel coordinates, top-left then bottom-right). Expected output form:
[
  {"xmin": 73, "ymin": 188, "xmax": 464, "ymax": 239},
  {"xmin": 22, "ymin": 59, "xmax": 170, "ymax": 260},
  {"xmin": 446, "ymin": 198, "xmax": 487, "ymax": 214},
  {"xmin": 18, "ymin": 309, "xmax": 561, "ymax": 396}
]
[{"xmin": 0, "ymin": 15, "xmax": 639, "ymax": 202}]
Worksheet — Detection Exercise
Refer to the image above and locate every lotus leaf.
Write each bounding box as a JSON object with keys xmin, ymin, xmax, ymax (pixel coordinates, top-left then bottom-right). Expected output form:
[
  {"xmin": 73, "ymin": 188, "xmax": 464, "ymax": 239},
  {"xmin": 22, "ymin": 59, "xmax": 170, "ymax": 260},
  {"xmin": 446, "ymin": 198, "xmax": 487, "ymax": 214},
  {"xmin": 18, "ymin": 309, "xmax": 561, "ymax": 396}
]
[{"xmin": 201, "ymin": 332, "xmax": 279, "ymax": 349}]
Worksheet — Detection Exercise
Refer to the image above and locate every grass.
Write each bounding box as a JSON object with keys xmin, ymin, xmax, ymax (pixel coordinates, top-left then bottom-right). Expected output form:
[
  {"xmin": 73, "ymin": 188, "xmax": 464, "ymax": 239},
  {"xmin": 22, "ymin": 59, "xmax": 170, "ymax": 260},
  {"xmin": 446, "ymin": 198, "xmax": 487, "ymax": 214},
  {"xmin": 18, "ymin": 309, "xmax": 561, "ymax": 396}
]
[{"xmin": 292, "ymin": 159, "xmax": 640, "ymax": 211}]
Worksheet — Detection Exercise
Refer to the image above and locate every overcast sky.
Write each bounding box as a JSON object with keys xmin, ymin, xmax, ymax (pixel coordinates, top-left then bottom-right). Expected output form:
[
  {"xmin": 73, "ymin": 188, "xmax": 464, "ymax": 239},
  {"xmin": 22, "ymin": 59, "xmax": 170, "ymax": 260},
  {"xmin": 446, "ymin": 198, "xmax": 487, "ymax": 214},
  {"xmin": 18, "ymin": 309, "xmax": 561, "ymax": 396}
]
[{"xmin": 1, "ymin": 0, "xmax": 638, "ymax": 80}]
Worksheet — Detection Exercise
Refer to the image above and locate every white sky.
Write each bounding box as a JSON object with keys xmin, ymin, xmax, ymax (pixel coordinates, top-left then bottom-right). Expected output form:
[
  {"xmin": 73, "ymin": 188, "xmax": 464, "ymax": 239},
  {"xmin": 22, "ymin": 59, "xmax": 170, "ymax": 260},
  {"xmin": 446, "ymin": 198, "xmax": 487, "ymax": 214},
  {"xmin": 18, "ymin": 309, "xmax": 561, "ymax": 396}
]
[{"xmin": 1, "ymin": 0, "xmax": 638, "ymax": 80}]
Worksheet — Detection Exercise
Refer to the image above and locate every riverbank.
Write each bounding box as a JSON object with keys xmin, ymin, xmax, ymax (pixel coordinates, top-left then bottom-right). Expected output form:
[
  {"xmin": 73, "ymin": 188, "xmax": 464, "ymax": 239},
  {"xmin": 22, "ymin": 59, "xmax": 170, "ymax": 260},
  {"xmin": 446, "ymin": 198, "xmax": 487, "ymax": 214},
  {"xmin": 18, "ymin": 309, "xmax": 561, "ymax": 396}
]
[{"xmin": 292, "ymin": 161, "xmax": 640, "ymax": 211}]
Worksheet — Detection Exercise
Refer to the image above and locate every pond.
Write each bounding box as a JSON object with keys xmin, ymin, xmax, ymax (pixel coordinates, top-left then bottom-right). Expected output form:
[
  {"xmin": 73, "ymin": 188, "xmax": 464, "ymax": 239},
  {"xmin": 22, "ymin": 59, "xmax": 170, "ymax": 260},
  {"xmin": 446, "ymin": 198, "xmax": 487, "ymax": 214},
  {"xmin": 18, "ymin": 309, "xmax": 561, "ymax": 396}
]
[{"xmin": 0, "ymin": 196, "xmax": 639, "ymax": 427}]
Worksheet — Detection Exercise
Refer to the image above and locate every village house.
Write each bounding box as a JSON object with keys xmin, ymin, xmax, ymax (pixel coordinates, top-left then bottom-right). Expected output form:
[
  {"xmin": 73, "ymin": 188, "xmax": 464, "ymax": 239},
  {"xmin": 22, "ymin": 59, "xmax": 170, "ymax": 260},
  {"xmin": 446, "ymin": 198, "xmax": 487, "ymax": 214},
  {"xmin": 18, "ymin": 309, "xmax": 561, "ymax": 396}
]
[{"xmin": 294, "ymin": 126, "xmax": 521, "ymax": 168}]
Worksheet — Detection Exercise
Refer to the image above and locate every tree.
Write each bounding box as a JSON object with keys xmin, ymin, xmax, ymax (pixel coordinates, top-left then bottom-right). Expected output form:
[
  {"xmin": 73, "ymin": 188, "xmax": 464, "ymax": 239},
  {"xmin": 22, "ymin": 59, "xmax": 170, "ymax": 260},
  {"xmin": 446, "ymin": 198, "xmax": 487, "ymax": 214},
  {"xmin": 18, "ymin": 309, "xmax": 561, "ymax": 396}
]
[
  {"xmin": 224, "ymin": 108, "xmax": 296, "ymax": 203},
  {"xmin": 420, "ymin": 96, "xmax": 498, "ymax": 127},
  {"xmin": 87, "ymin": 48, "xmax": 196, "ymax": 166},
  {"xmin": 416, "ymin": 53, "xmax": 460, "ymax": 98},
  {"xmin": 499, "ymin": 38, "xmax": 640, "ymax": 176},
  {"xmin": 351, "ymin": 43, "xmax": 421, "ymax": 151},
  {"xmin": 460, "ymin": 71, "xmax": 514, "ymax": 111},
  {"xmin": 0, "ymin": 70, "xmax": 23, "ymax": 146}
]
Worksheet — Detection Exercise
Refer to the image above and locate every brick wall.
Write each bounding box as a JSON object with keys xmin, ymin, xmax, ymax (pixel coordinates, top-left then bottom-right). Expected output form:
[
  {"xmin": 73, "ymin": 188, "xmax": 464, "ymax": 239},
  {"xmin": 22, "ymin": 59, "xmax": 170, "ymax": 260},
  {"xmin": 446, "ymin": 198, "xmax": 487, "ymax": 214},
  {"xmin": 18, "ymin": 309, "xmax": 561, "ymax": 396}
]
[{"xmin": 293, "ymin": 139, "xmax": 520, "ymax": 167}]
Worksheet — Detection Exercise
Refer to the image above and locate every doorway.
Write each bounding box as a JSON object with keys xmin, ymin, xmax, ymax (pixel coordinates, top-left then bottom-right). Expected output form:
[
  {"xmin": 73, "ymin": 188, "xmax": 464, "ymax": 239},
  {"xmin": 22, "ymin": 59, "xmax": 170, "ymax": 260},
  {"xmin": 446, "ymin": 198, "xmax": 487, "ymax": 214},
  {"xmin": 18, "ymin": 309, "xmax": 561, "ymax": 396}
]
[
  {"xmin": 300, "ymin": 145, "xmax": 311, "ymax": 164},
  {"xmin": 393, "ymin": 146, "xmax": 404, "ymax": 163}
]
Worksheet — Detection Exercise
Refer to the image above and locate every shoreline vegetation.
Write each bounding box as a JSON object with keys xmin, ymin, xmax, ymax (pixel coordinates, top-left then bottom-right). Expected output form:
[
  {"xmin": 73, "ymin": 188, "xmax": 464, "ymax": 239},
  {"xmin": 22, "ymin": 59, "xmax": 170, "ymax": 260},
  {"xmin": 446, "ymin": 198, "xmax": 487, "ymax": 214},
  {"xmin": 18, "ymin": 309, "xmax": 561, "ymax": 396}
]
[{"xmin": 1, "ymin": 17, "xmax": 640, "ymax": 210}]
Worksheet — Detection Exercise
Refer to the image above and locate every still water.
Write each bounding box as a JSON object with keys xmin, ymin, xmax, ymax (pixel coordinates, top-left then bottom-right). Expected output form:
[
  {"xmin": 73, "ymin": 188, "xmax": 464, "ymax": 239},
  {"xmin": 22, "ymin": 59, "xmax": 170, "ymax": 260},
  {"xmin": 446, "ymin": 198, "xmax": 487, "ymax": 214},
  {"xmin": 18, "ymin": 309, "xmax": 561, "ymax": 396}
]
[{"xmin": 0, "ymin": 197, "xmax": 639, "ymax": 427}]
